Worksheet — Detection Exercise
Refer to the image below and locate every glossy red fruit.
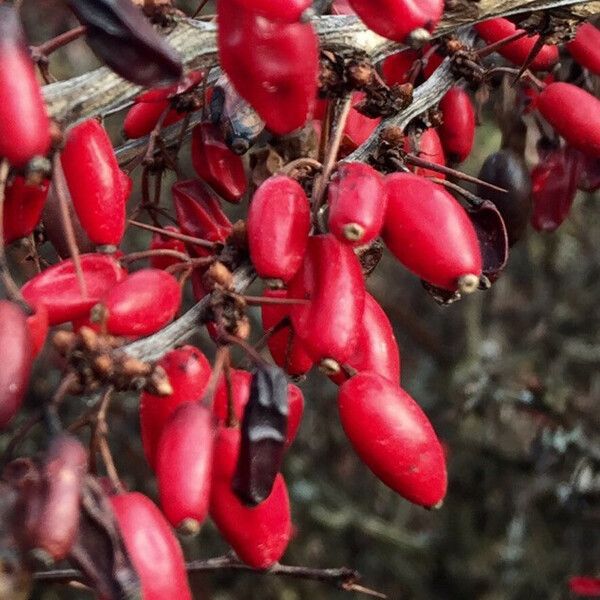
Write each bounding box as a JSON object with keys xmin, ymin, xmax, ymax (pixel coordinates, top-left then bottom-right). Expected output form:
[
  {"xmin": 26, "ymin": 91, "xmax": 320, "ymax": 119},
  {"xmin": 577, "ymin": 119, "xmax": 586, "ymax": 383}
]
[
  {"xmin": 537, "ymin": 82, "xmax": 600, "ymax": 158},
  {"xmin": 348, "ymin": 0, "xmax": 443, "ymax": 42},
  {"xmin": 27, "ymin": 434, "xmax": 87, "ymax": 561},
  {"xmin": 382, "ymin": 50, "xmax": 419, "ymax": 85},
  {"xmin": 248, "ymin": 175, "xmax": 311, "ymax": 282},
  {"xmin": 26, "ymin": 302, "xmax": 48, "ymax": 358},
  {"xmin": 110, "ymin": 492, "xmax": 192, "ymax": 600},
  {"xmin": 342, "ymin": 93, "xmax": 381, "ymax": 153},
  {"xmin": 209, "ymin": 427, "xmax": 291, "ymax": 569},
  {"xmin": 218, "ymin": 0, "xmax": 318, "ymax": 134},
  {"xmin": 568, "ymin": 23, "xmax": 600, "ymax": 76},
  {"xmin": 172, "ymin": 179, "xmax": 233, "ymax": 256},
  {"xmin": 212, "ymin": 368, "xmax": 304, "ymax": 447},
  {"xmin": 21, "ymin": 253, "xmax": 127, "ymax": 325},
  {"xmin": 439, "ymin": 87, "xmax": 475, "ymax": 163},
  {"xmin": 289, "ymin": 234, "xmax": 366, "ymax": 365},
  {"xmin": 0, "ymin": 5, "xmax": 51, "ymax": 167},
  {"xmin": 569, "ymin": 576, "xmax": 600, "ymax": 597},
  {"xmin": 331, "ymin": 293, "xmax": 400, "ymax": 385},
  {"xmin": 3, "ymin": 177, "xmax": 49, "ymax": 244},
  {"xmin": 149, "ymin": 226, "xmax": 188, "ymax": 270},
  {"xmin": 475, "ymin": 18, "xmax": 558, "ymax": 70},
  {"xmin": 383, "ymin": 173, "xmax": 482, "ymax": 291},
  {"xmin": 260, "ymin": 290, "xmax": 314, "ymax": 377},
  {"xmin": 191, "ymin": 122, "xmax": 247, "ymax": 203},
  {"xmin": 101, "ymin": 269, "xmax": 181, "ymax": 336},
  {"xmin": 157, "ymin": 402, "xmax": 215, "ymax": 531},
  {"xmin": 530, "ymin": 147, "xmax": 581, "ymax": 232},
  {"xmin": 0, "ymin": 301, "xmax": 33, "ymax": 429},
  {"xmin": 338, "ymin": 372, "xmax": 447, "ymax": 507},
  {"xmin": 123, "ymin": 99, "xmax": 183, "ymax": 139},
  {"xmin": 405, "ymin": 128, "xmax": 446, "ymax": 179},
  {"xmin": 328, "ymin": 162, "xmax": 386, "ymax": 245},
  {"xmin": 61, "ymin": 119, "xmax": 126, "ymax": 247},
  {"xmin": 235, "ymin": 0, "xmax": 312, "ymax": 21},
  {"xmin": 140, "ymin": 346, "xmax": 212, "ymax": 469}
]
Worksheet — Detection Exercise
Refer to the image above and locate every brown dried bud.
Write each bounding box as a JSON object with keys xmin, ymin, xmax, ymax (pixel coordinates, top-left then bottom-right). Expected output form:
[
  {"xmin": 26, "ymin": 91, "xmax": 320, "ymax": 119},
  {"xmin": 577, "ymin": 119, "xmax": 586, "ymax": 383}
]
[
  {"xmin": 234, "ymin": 316, "xmax": 251, "ymax": 341},
  {"xmin": 205, "ymin": 261, "xmax": 234, "ymax": 290},
  {"xmin": 79, "ymin": 326, "xmax": 99, "ymax": 352},
  {"xmin": 347, "ymin": 61, "xmax": 374, "ymax": 88},
  {"xmin": 92, "ymin": 354, "xmax": 114, "ymax": 377},
  {"xmin": 52, "ymin": 330, "xmax": 77, "ymax": 355},
  {"xmin": 121, "ymin": 357, "xmax": 152, "ymax": 378},
  {"xmin": 380, "ymin": 126, "xmax": 405, "ymax": 147},
  {"xmin": 446, "ymin": 38, "xmax": 464, "ymax": 54},
  {"xmin": 229, "ymin": 219, "xmax": 248, "ymax": 249},
  {"xmin": 146, "ymin": 365, "xmax": 173, "ymax": 396}
]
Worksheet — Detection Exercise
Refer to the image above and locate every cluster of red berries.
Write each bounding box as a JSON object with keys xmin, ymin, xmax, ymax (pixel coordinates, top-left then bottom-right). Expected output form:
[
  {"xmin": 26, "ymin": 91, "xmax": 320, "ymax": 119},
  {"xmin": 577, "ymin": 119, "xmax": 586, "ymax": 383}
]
[{"xmin": 0, "ymin": 0, "xmax": 599, "ymax": 597}]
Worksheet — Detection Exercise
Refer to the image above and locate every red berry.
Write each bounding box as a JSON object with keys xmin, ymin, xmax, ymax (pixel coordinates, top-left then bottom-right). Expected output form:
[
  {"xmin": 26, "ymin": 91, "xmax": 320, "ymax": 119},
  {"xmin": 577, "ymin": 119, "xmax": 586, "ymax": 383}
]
[
  {"xmin": 209, "ymin": 426, "xmax": 291, "ymax": 569},
  {"xmin": 568, "ymin": 23, "xmax": 600, "ymax": 76},
  {"xmin": 289, "ymin": 234, "xmax": 366, "ymax": 365},
  {"xmin": 537, "ymin": 82, "xmax": 600, "ymax": 158},
  {"xmin": 149, "ymin": 226, "xmax": 188, "ymax": 270},
  {"xmin": 0, "ymin": 301, "xmax": 33, "ymax": 429},
  {"xmin": 348, "ymin": 0, "xmax": 443, "ymax": 42},
  {"xmin": 172, "ymin": 179, "xmax": 233, "ymax": 256},
  {"xmin": 157, "ymin": 402, "xmax": 216, "ymax": 532},
  {"xmin": 61, "ymin": 119, "xmax": 126, "ymax": 248},
  {"xmin": 140, "ymin": 345, "xmax": 212, "ymax": 469},
  {"xmin": 26, "ymin": 302, "xmax": 49, "ymax": 358},
  {"xmin": 234, "ymin": 0, "xmax": 312, "ymax": 22},
  {"xmin": 212, "ymin": 368, "xmax": 304, "ymax": 447},
  {"xmin": 248, "ymin": 175, "xmax": 311, "ymax": 282},
  {"xmin": 218, "ymin": 0, "xmax": 318, "ymax": 134},
  {"xmin": 342, "ymin": 93, "xmax": 381, "ymax": 152},
  {"xmin": 569, "ymin": 576, "xmax": 600, "ymax": 597},
  {"xmin": 3, "ymin": 177, "xmax": 49, "ymax": 244},
  {"xmin": 475, "ymin": 18, "xmax": 558, "ymax": 70},
  {"xmin": 330, "ymin": 293, "xmax": 400, "ymax": 385},
  {"xmin": 191, "ymin": 122, "xmax": 247, "ymax": 203},
  {"xmin": 110, "ymin": 492, "xmax": 192, "ymax": 600},
  {"xmin": 328, "ymin": 162, "xmax": 387, "ymax": 245},
  {"xmin": 382, "ymin": 50, "xmax": 419, "ymax": 86},
  {"xmin": 404, "ymin": 128, "xmax": 446, "ymax": 179},
  {"xmin": 21, "ymin": 253, "xmax": 127, "ymax": 325},
  {"xmin": 383, "ymin": 174, "xmax": 482, "ymax": 291},
  {"xmin": 530, "ymin": 147, "xmax": 581, "ymax": 232},
  {"xmin": 123, "ymin": 99, "xmax": 183, "ymax": 139},
  {"xmin": 438, "ymin": 87, "xmax": 475, "ymax": 163},
  {"xmin": 338, "ymin": 371, "xmax": 447, "ymax": 507},
  {"xmin": 260, "ymin": 289, "xmax": 314, "ymax": 377},
  {"xmin": 101, "ymin": 269, "xmax": 182, "ymax": 336},
  {"xmin": 0, "ymin": 5, "xmax": 51, "ymax": 167}
]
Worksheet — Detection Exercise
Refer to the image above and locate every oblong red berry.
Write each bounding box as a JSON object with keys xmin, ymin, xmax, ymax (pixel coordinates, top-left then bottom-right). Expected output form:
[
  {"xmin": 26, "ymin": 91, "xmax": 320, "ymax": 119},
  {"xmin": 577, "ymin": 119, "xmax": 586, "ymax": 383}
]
[
  {"xmin": 61, "ymin": 119, "xmax": 126, "ymax": 247},
  {"xmin": 439, "ymin": 87, "xmax": 475, "ymax": 163},
  {"xmin": 3, "ymin": 177, "xmax": 49, "ymax": 244},
  {"xmin": 331, "ymin": 293, "xmax": 400, "ymax": 385},
  {"xmin": 172, "ymin": 179, "xmax": 233, "ymax": 256},
  {"xmin": 209, "ymin": 426, "xmax": 291, "ymax": 569},
  {"xmin": 140, "ymin": 346, "xmax": 212, "ymax": 469},
  {"xmin": 289, "ymin": 234, "xmax": 366, "ymax": 365},
  {"xmin": 218, "ymin": 0, "xmax": 318, "ymax": 134},
  {"xmin": 328, "ymin": 163, "xmax": 386, "ymax": 245},
  {"xmin": 0, "ymin": 5, "xmax": 51, "ymax": 167},
  {"xmin": 405, "ymin": 128, "xmax": 446, "ymax": 179},
  {"xmin": 27, "ymin": 434, "xmax": 87, "ymax": 561},
  {"xmin": 382, "ymin": 50, "xmax": 419, "ymax": 86},
  {"xmin": 110, "ymin": 492, "xmax": 192, "ymax": 600},
  {"xmin": 102, "ymin": 269, "xmax": 181, "ymax": 336},
  {"xmin": 191, "ymin": 122, "xmax": 247, "ymax": 203},
  {"xmin": 234, "ymin": 0, "xmax": 312, "ymax": 22},
  {"xmin": 338, "ymin": 372, "xmax": 447, "ymax": 507},
  {"xmin": 383, "ymin": 174, "xmax": 482, "ymax": 291},
  {"xmin": 568, "ymin": 23, "xmax": 600, "ymax": 76},
  {"xmin": 537, "ymin": 82, "xmax": 600, "ymax": 158},
  {"xmin": 0, "ymin": 301, "xmax": 33, "ymax": 429},
  {"xmin": 212, "ymin": 367, "xmax": 304, "ymax": 447},
  {"xmin": 261, "ymin": 289, "xmax": 314, "ymax": 377},
  {"xmin": 530, "ymin": 147, "xmax": 581, "ymax": 232},
  {"xmin": 475, "ymin": 18, "xmax": 558, "ymax": 70},
  {"xmin": 348, "ymin": 0, "xmax": 443, "ymax": 42},
  {"xmin": 123, "ymin": 99, "xmax": 183, "ymax": 139},
  {"xmin": 157, "ymin": 402, "xmax": 215, "ymax": 532},
  {"xmin": 248, "ymin": 175, "xmax": 311, "ymax": 282},
  {"xmin": 21, "ymin": 253, "xmax": 127, "ymax": 325}
]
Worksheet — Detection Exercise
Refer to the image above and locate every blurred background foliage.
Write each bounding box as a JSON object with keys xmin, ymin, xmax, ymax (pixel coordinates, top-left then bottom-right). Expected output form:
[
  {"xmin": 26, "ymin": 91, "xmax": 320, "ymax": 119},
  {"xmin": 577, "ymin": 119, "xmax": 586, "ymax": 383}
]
[{"xmin": 6, "ymin": 1, "xmax": 600, "ymax": 599}]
